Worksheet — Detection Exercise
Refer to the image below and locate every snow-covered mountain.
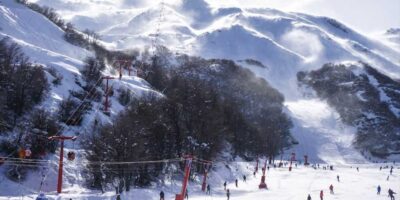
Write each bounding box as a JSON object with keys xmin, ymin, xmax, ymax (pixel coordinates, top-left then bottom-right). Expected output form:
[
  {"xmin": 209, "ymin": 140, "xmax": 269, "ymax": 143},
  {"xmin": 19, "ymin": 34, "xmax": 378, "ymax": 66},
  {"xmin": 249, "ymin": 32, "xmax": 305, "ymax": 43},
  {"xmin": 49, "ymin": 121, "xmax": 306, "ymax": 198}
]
[
  {"xmin": 1, "ymin": 0, "xmax": 400, "ymax": 199},
  {"xmin": 25, "ymin": 0, "xmax": 400, "ymax": 162}
]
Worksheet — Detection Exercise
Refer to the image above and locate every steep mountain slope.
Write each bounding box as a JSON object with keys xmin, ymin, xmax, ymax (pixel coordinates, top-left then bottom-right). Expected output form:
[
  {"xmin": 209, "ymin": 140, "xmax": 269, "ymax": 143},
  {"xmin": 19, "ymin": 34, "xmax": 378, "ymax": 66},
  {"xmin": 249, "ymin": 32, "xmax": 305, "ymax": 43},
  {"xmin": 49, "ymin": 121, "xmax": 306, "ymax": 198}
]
[
  {"xmin": 27, "ymin": 0, "xmax": 400, "ymax": 163},
  {"xmin": 0, "ymin": 0, "xmax": 154, "ymax": 196},
  {"xmin": 298, "ymin": 62, "xmax": 400, "ymax": 158}
]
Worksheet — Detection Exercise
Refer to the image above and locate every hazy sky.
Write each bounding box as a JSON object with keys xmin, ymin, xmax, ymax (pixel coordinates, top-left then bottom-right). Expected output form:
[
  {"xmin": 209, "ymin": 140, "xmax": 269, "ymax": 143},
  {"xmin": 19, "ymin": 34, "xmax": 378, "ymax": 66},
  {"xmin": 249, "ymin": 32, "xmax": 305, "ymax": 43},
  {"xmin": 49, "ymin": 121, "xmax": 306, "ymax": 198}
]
[{"xmin": 205, "ymin": 0, "xmax": 400, "ymax": 34}]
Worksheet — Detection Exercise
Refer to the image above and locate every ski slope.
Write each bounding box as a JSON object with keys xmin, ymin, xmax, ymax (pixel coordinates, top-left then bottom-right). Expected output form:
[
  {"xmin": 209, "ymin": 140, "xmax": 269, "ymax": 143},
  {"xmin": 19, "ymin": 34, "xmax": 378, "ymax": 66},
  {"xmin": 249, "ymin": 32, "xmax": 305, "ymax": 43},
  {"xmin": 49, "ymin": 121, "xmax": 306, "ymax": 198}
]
[{"xmin": 0, "ymin": 159, "xmax": 398, "ymax": 200}]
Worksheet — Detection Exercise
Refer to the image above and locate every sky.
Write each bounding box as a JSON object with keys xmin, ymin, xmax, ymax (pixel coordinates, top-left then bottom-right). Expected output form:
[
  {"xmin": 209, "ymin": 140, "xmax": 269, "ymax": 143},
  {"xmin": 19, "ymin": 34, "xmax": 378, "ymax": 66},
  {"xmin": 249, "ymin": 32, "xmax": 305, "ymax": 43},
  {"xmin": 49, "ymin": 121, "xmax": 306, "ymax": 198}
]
[{"xmin": 205, "ymin": 0, "xmax": 400, "ymax": 34}]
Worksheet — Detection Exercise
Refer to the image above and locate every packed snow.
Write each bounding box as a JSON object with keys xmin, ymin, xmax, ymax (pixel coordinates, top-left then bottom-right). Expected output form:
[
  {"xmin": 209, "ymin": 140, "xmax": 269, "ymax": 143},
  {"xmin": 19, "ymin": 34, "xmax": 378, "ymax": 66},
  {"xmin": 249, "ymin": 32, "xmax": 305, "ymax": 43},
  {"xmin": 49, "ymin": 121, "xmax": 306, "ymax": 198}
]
[{"xmin": 0, "ymin": 159, "xmax": 399, "ymax": 200}]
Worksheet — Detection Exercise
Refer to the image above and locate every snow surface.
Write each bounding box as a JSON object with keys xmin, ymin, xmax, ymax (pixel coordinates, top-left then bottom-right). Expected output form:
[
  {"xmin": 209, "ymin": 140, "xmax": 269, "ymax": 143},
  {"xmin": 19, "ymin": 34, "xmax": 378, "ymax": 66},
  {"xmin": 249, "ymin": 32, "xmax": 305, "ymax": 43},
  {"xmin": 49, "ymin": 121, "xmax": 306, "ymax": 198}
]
[{"xmin": 0, "ymin": 159, "xmax": 399, "ymax": 200}]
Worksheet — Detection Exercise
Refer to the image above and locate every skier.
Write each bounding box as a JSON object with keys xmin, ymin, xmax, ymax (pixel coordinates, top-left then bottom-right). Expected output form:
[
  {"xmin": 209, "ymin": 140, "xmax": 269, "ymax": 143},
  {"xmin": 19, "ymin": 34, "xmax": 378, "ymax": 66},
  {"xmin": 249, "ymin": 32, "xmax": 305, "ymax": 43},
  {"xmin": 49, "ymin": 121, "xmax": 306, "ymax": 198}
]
[
  {"xmin": 337, "ymin": 175, "xmax": 340, "ymax": 182},
  {"xmin": 226, "ymin": 189, "xmax": 231, "ymax": 200},
  {"xmin": 185, "ymin": 189, "xmax": 189, "ymax": 200},
  {"xmin": 320, "ymin": 190, "xmax": 324, "ymax": 200},
  {"xmin": 35, "ymin": 193, "xmax": 48, "ymax": 200},
  {"xmin": 307, "ymin": 194, "xmax": 312, "ymax": 200},
  {"xmin": 235, "ymin": 179, "xmax": 238, "ymax": 187},
  {"xmin": 387, "ymin": 175, "xmax": 390, "ymax": 181},
  {"xmin": 329, "ymin": 184, "xmax": 334, "ymax": 194},
  {"xmin": 160, "ymin": 191, "xmax": 165, "ymax": 200},
  {"xmin": 388, "ymin": 188, "xmax": 396, "ymax": 200},
  {"xmin": 253, "ymin": 171, "xmax": 256, "ymax": 177},
  {"xmin": 224, "ymin": 181, "xmax": 227, "ymax": 190},
  {"xmin": 243, "ymin": 175, "xmax": 246, "ymax": 182},
  {"xmin": 390, "ymin": 168, "xmax": 393, "ymax": 175},
  {"xmin": 377, "ymin": 185, "xmax": 381, "ymax": 195},
  {"xmin": 206, "ymin": 184, "xmax": 211, "ymax": 195}
]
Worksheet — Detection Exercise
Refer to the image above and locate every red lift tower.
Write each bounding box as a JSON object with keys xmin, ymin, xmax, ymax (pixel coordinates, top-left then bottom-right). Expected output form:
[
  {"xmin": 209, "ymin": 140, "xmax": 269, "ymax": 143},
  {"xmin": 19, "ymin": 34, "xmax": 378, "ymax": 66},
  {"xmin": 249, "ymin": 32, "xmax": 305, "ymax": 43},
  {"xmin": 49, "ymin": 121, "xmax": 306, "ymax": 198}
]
[
  {"xmin": 48, "ymin": 135, "xmax": 77, "ymax": 194},
  {"xmin": 102, "ymin": 76, "xmax": 115, "ymax": 114},
  {"xmin": 259, "ymin": 159, "xmax": 268, "ymax": 189},
  {"xmin": 201, "ymin": 161, "xmax": 212, "ymax": 192},
  {"xmin": 113, "ymin": 60, "xmax": 133, "ymax": 79},
  {"xmin": 176, "ymin": 155, "xmax": 193, "ymax": 200}
]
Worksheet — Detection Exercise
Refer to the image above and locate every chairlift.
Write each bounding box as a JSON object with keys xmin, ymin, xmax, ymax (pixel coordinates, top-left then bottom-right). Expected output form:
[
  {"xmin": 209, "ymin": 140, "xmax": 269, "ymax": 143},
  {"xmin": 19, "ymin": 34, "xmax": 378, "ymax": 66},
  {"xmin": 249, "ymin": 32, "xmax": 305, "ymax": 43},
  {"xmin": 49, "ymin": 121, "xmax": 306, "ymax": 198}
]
[
  {"xmin": 18, "ymin": 148, "xmax": 25, "ymax": 159},
  {"xmin": 25, "ymin": 149, "xmax": 32, "ymax": 158},
  {"xmin": 67, "ymin": 151, "xmax": 76, "ymax": 161}
]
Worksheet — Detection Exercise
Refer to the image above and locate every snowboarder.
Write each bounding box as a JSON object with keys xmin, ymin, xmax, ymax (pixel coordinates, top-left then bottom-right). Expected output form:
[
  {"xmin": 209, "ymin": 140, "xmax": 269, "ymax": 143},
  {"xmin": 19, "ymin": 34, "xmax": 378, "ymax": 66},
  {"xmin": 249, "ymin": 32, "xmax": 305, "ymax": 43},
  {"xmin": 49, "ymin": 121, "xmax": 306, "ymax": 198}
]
[
  {"xmin": 227, "ymin": 189, "xmax": 230, "ymax": 200},
  {"xmin": 243, "ymin": 175, "xmax": 246, "ymax": 182},
  {"xmin": 388, "ymin": 188, "xmax": 396, "ymax": 200},
  {"xmin": 160, "ymin": 191, "xmax": 165, "ymax": 200},
  {"xmin": 207, "ymin": 184, "xmax": 211, "ymax": 195},
  {"xmin": 235, "ymin": 179, "xmax": 238, "ymax": 187},
  {"xmin": 320, "ymin": 190, "xmax": 324, "ymax": 200},
  {"xmin": 329, "ymin": 184, "xmax": 334, "ymax": 194},
  {"xmin": 336, "ymin": 175, "xmax": 340, "ymax": 182},
  {"xmin": 377, "ymin": 185, "xmax": 381, "ymax": 195},
  {"xmin": 224, "ymin": 181, "xmax": 227, "ymax": 190},
  {"xmin": 307, "ymin": 194, "xmax": 312, "ymax": 200}
]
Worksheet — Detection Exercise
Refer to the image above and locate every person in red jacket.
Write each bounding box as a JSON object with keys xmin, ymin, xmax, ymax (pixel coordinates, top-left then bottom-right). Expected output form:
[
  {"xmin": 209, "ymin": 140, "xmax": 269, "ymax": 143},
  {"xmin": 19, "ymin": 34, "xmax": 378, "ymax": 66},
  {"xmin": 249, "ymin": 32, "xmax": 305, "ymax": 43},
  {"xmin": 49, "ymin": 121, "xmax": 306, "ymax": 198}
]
[{"xmin": 320, "ymin": 190, "xmax": 324, "ymax": 200}]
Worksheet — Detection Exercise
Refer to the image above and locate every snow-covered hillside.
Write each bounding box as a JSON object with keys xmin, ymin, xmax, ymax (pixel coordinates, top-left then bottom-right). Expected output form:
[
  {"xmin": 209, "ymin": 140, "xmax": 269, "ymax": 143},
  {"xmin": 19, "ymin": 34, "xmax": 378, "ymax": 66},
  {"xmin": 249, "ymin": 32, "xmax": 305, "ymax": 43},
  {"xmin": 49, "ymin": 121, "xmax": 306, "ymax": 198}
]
[
  {"xmin": 25, "ymin": 0, "xmax": 400, "ymax": 164},
  {"xmin": 0, "ymin": 0, "xmax": 153, "ymax": 120},
  {"xmin": 0, "ymin": 0, "xmax": 400, "ymax": 199}
]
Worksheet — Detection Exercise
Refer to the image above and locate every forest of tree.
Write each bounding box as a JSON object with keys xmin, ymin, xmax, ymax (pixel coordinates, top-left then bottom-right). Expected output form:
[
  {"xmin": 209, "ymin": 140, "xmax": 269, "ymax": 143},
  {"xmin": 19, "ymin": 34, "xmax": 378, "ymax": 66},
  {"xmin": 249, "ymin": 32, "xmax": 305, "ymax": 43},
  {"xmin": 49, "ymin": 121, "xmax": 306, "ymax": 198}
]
[
  {"xmin": 83, "ymin": 53, "xmax": 293, "ymax": 191},
  {"xmin": 0, "ymin": 38, "xmax": 60, "ymax": 179}
]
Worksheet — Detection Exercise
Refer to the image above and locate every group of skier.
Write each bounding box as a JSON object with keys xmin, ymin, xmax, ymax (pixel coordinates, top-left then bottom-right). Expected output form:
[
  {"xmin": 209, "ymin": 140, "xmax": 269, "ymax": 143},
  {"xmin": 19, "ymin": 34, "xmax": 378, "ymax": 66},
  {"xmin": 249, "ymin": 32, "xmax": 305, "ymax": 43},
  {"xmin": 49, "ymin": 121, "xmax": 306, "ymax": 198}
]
[
  {"xmin": 155, "ymin": 165, "xmax": 398, "ymax": 200},
  {"xmin": 377, "ymin": 186, "xmax": 397, "ymax": 200}
]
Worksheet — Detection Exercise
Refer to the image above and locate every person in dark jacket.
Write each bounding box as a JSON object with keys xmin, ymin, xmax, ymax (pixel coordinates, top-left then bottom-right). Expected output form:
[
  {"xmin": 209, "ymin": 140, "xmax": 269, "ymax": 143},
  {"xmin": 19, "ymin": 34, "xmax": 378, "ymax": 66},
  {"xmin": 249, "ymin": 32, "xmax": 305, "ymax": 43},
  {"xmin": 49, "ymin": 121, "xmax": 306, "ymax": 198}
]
[
  {"xmin": 224, "ymin": 181, "xmax": 227, "ymax": 190},
  {"xmin": 307, "ymin": 194, "xmax": 312, "ymax": 200},
  {"xmin": 377, "ymin": 185, "xmax": 381, "ymax": 195},
  {"xmin": 226, "ymin": 189, "xmax": 230, "ymax": 200},
  {"xmin": 160, "ymin": 191, "xmax": 165, "ymax": 200},
  {"xmin": 388, "ymin": 189, "xmax": 396, "ymax": 200},
  {"xmin": 207, "ymin": 184, "xmax": 211, "ymax": 195}
]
